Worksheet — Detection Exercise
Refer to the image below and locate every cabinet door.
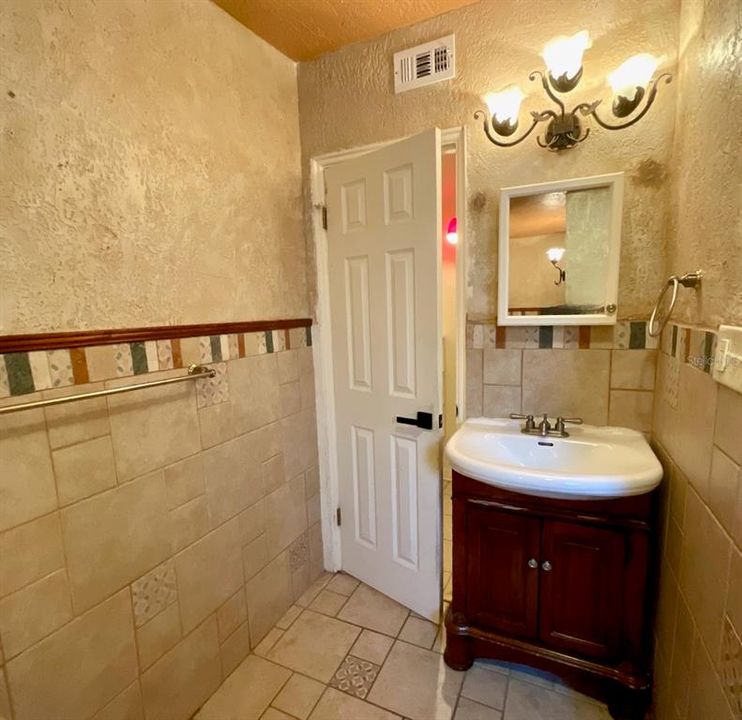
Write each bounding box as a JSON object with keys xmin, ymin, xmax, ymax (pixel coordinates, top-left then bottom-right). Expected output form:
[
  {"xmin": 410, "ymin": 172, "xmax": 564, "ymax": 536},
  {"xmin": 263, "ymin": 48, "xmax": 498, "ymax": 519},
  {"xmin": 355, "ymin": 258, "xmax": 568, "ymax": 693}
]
[
  {"xmin": 465, "ymin": 504, "xmax": 540, "ymax": 638},
  {"xmin": 539, "ymin": 520, "xmax": 625, "ymax": 660}
]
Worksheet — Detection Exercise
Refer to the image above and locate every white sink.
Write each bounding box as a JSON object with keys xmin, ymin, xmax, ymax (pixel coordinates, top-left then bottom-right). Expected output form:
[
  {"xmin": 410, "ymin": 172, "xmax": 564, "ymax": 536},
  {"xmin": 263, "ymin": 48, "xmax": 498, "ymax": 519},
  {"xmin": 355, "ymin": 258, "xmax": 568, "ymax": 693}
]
[{"xmin": 446, "ymin": 418, "xmax": 663, "ymax": 500}]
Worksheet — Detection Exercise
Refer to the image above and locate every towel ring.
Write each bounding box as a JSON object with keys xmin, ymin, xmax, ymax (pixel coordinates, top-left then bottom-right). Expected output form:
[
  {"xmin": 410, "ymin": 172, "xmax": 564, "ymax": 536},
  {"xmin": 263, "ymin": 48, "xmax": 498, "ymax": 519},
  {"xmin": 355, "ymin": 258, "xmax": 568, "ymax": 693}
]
[{"xmin": 648, "ymin": 270, "xmax": 703, "ymax": 337}]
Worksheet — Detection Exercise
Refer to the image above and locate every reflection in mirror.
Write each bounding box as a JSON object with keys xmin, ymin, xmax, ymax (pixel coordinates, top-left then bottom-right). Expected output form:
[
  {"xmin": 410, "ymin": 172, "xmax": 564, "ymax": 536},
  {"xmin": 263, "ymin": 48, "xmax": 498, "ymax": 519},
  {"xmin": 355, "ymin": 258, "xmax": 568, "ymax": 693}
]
[
  {"xmin": 498, "ymin": 173, "xmax": 623, "ymax": 326},
  {"xmin": 508, "ymin": 187, "xmax": 611, "ymax": 315}
]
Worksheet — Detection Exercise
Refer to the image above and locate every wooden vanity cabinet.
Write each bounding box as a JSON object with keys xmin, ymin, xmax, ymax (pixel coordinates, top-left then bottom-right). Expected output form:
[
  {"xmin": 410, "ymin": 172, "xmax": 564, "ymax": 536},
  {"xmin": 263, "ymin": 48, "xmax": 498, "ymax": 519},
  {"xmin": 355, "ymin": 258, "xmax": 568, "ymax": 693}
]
[{"xmin": 445, "ymin": 471, "xmax": 657, "ymax": 720}]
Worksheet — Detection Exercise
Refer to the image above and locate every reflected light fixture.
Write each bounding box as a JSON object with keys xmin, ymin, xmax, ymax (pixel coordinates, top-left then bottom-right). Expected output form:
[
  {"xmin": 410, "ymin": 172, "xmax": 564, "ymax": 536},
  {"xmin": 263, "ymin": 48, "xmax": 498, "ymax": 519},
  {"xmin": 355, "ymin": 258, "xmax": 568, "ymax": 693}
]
[
  {"xmin": 446, "ymin": 216, "xmax": 458, "ymax": 245},
  {"xmin": 546, "ymin": 247, "xmax": 566, "ymax": 285},
  {"xmin": 475, "ymin": 31, "xmax": 671, "ymax": 151}
]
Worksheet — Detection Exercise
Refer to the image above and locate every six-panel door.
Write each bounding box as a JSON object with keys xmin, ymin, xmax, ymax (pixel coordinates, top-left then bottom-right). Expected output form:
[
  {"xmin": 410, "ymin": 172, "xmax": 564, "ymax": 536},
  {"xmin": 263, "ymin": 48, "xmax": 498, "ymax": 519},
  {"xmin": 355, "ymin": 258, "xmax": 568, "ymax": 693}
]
[{"xmin": 465, "ymin": 504, "xmax": 540, "ymax": 638}]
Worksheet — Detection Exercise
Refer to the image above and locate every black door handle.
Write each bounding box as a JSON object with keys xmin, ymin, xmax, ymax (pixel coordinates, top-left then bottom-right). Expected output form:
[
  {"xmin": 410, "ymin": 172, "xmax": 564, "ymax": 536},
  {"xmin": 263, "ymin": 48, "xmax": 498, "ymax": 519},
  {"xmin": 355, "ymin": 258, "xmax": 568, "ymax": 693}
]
[{"xmin": 395, "ymin": 411, "xmax": 434, "ymax": 430}]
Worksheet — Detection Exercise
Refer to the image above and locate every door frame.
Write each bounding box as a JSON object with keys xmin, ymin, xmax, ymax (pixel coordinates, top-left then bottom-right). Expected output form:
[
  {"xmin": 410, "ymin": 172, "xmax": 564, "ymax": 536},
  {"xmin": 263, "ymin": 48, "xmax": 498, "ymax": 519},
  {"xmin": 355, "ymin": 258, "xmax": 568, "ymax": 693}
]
[{"xmin": 310, "ymin": 126, "xmax": 468, "ymax": 572}]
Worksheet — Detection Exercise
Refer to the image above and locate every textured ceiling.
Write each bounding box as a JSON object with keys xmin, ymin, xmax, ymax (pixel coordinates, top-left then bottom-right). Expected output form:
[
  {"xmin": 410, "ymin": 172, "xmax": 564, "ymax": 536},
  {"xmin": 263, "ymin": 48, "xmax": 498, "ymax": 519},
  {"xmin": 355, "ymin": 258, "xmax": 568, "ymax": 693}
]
[{"xmin": 210, "ymin": 0, "xmax": 481, "ymax": 61}]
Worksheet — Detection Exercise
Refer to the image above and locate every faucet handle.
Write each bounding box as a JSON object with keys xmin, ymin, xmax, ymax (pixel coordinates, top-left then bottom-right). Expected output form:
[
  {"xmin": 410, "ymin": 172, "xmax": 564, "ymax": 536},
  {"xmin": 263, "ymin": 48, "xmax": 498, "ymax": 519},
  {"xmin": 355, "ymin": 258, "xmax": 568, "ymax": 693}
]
[
  {"xmin": 510, "ymin": 413, "xmax": 535, "ymax": 430},
  {"xmin": 557, "ymin": 416, "xmax": 583, "ymax": 425}
]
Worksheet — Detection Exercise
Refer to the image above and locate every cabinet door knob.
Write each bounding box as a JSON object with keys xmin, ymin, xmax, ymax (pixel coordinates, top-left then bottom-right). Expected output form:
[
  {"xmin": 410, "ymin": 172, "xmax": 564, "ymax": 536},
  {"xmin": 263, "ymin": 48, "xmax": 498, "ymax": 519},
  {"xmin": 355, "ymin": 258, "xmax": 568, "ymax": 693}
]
[
  {"xmin": 541, "ymin": 560, "xmax": 552, "ymax": 571},
  {"xmin": 527, "ymin": 558, "xmax": 538, "ymax": 569}
]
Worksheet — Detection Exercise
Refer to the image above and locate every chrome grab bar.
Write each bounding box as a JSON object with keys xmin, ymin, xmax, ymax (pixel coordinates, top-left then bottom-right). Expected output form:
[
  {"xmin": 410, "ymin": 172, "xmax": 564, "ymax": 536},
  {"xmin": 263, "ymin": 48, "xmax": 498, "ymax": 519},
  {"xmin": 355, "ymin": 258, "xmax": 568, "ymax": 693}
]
[
  {"xmin": 0, "ymin": 364, "xmax": 216, "ymax": 415},
  {"xmin": 648, "ymin": 270, "xmax": 703, "ymax": 338}
]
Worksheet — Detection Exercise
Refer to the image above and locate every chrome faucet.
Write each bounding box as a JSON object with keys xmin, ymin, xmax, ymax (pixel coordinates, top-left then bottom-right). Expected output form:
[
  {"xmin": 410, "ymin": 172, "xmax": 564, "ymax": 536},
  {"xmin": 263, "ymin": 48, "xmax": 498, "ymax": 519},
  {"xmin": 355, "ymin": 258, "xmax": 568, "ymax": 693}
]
[{"xmin": 510, "ymin": 413, "xmax": 583, "ymax": 438}]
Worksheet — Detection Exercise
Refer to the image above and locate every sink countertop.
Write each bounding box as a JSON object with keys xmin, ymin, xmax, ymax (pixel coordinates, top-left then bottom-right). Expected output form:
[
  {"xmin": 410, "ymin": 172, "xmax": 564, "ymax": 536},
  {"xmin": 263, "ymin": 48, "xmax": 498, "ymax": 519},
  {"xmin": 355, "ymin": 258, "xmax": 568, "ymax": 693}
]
[{"xmin": 446, "ymin": 417, "xmax": 663, "ymax": 500}]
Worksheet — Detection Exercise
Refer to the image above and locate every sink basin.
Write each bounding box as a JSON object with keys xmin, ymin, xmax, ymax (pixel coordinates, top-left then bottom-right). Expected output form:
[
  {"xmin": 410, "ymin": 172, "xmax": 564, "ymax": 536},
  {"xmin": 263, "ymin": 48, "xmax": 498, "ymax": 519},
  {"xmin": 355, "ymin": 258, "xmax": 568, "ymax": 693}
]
[{"xmin": 446, "ymin": 418, "xmax": 663, "ymax": 500}]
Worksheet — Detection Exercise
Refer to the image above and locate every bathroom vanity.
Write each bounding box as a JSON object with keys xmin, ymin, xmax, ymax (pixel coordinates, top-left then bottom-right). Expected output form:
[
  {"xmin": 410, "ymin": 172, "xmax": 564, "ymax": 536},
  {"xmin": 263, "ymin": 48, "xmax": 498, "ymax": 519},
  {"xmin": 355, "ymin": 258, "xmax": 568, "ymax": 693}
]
[{"xmin": 444, "ymin": 418, "xmax": 662, "ymax": 719}]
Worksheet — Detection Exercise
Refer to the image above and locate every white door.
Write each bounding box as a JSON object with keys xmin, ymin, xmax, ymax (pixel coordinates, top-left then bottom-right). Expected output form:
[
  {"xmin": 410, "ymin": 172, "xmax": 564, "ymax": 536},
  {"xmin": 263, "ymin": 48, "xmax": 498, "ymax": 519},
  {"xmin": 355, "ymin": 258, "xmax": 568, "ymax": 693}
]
[{"xmin": 325, "ymin": 128, "xmax": 442, "ymax": 621}]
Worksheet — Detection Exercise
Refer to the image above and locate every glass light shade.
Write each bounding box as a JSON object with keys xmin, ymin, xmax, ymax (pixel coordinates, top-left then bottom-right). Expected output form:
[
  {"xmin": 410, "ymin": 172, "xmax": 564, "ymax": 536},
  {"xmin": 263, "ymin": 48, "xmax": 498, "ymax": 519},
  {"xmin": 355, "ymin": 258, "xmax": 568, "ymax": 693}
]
[
  {"xmin": 484, "ymin": 85, "xmax": 525, "ymax": 125},
  {"xmin": 542, "ymin": 30, "xmax": 591, "ymax": 81},
  {"xmin": 608, "ymin": 54, "xmax": 662, "ymax": 99},
  {"xmin": 546, "ymin": 247, "xmax": 565, "ymax": 263},
  {"xmin": 446, "ymin": 216, "xmax": 458, "ymax": 245}
]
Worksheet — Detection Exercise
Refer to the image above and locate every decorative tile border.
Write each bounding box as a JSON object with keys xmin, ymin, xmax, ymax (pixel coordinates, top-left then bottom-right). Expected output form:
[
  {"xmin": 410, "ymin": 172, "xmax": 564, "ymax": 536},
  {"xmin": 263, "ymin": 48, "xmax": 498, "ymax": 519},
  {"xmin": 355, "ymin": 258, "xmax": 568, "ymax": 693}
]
[
  {"xmin": 467, "ymin": 320, "xmax": 662, "ymax": 351},
  {"xmin": 0, "ymin": 325, "xmax": 312, "ymax": 399}
]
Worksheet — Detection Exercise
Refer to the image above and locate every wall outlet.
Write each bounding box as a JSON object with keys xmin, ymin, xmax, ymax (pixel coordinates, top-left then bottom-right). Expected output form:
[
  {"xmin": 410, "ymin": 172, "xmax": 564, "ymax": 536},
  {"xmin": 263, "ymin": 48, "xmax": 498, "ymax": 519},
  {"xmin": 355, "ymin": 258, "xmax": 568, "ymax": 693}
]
[{"xmin": 712, "ymin": 325, "xmax": 742, "ymax": 393}]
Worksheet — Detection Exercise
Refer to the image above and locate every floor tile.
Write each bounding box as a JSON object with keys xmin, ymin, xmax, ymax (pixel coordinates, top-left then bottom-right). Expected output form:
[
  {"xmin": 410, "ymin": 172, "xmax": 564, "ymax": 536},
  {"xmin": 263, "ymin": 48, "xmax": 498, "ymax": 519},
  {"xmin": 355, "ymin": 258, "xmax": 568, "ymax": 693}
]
[
  {"xmin": 503, "ymin": 679, "xmax": 611, "ymax": 720},
  {"xmin": 473, "ymin": 659, "xmax": 510, "ymax": 675},
  {"xmin": 507, "ymin": 663, "xmax": 557, "ymax": 689},
  {"xmin": 254, "ymin": 627, "xmax": 284, "ymax": 657},
  {"xmin": 268, "ymin": 610, "xmax": 361, "ymax": 682},
  {"xmin": 195, "ymin": 655, "xmax": 290, "ymax": 720},
  {"xmin": 272, "ymin": 673, "xmax": 325, "ymax": 719},
  {"xmin": 398, "ymin": 616, "xmax": 438, "ymax": 649},
  {"xmin": 309, "ymin": 687, "xmax": 400, "ymax": 720},
  {"xmin": 325, "ymin": 573, "xmax": 360, "ymax": 596},
  {"xmin": 368, "ymin": 640, "xmax": 464, "ymax": 720},
  {"xmin": 329, "ymin": 655, "xmax": 380, "ymax": 699},
  {"xmin": 454, "ymin": 697, "xmax": 503, "ymax": 720},
  {"xmin": 351, "ymin": 629, "xmax": 394, "ymax": 665},
  {"xmin": 275, "ymin": 605, "xmax": 302, "ymax": 630},
  {"xmin": 308, "ymin": 589, "xmax": 347, "ymax": 617},
  {"xmin": 337, "ymin": 584, "xmax": 409, "ymax": 636},
  {"xmin": 296, "ymin": 573, "xmax": 333, "ymax": 607},
  {"xmin": 261, "ymin": 708, "xmax": 294, "ymax": 720},
  {"xmin": 460, "ymin": 666, "xmax": 507, "ymax": 710}
]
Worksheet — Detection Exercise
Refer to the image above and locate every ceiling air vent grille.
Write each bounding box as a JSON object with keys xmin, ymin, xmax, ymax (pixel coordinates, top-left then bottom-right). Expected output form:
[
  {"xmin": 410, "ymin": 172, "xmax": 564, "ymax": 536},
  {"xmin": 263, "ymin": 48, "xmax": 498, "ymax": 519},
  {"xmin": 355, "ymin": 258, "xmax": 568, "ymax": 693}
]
[{"xmin": 394, "ymin": 35, "xmax": 455, "ymax": 94}]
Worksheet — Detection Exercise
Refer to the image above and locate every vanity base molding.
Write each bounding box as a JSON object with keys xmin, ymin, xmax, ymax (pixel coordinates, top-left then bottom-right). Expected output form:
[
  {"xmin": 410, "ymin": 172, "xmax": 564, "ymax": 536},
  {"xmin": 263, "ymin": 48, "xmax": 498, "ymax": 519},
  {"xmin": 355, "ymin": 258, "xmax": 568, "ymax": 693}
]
[{"xmin": 444, "ymin": 471, "xmax": 658, "ymax": 720}]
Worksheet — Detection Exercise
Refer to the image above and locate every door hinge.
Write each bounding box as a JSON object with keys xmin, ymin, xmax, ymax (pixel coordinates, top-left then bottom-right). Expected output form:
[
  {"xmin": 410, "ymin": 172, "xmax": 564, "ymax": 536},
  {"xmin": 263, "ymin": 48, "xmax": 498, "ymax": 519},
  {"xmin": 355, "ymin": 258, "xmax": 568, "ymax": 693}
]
[
  {"xmin": 336, "ymin": 507, "xmax": 342, "ymax": 526},
  {"xmin": 321, "ymin": 205, "xmax": 328, "ymax": 230}
]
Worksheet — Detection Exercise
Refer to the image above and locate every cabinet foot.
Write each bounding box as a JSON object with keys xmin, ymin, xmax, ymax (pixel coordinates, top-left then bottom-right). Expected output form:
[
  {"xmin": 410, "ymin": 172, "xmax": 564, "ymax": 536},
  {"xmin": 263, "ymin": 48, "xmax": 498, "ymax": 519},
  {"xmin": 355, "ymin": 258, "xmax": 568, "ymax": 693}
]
[
  {"xmin": 607, "ymin": 687, "xmax": 651, "ymax": 720},
  {"xmin": 443, "ymin": 629, "xmax": 473, "ymax": 670}
]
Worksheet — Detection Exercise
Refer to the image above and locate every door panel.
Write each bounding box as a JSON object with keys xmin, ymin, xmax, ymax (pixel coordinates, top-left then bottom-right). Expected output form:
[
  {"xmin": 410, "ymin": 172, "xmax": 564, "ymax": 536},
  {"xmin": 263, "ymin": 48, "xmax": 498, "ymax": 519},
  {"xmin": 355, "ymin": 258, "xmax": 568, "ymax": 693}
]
[
  {"xmin": 465, "ymin": 504, "xmax": 540, "ymax": 638},
  {"xmin": 539, "ymin": 520, "xmax": 625, "ymax": 659},
  {"xmin": 326, "ymin": 129, "xmax": 442, "ymax": 620}
]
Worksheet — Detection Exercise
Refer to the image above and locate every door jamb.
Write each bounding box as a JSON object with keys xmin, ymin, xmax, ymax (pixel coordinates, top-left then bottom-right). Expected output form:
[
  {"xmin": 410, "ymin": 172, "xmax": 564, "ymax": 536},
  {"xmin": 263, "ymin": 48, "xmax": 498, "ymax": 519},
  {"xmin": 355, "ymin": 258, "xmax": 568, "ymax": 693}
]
[{"xmin": 310, "ymin": 127, "xmax": 468, "ymax": 572}]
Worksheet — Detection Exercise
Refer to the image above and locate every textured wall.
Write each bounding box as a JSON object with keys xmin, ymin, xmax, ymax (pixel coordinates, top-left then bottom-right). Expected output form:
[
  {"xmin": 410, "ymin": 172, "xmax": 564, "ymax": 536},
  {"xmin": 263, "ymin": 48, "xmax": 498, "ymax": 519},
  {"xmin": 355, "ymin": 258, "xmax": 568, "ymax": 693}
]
[
  {"xmin": 0, "ymin": 0, "xmax": 306, "ymax": 333},
  {"xmin": 666, "ymin": 0, "xmax": 742, "ymax": 328},
  {"xmin": 297, "ymin": 0, "xmax": 680, "ymax": 321}
]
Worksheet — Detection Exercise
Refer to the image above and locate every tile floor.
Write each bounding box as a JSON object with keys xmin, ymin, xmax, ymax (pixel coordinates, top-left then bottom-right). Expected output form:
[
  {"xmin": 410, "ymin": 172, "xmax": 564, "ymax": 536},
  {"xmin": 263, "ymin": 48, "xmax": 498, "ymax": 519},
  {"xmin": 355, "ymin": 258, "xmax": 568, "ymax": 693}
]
[{"xmin": 195, "ymin": 569, "xmax": 613, "ymax": 720}]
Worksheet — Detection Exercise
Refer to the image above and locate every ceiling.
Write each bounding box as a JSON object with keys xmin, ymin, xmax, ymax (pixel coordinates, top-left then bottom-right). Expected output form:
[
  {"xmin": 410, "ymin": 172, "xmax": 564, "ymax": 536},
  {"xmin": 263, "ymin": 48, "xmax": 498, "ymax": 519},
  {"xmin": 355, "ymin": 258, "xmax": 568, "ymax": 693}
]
[{"xmin": 211, "ymin": 0, "xmax": 480, "ymax": 62}]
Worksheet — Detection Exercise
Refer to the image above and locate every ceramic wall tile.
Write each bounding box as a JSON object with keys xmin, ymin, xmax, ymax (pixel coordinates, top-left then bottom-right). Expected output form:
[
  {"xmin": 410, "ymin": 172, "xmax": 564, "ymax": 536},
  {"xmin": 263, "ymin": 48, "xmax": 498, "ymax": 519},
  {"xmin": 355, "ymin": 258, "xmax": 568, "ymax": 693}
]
[
  {"xmin": 131, "ymin": 560, "xmax": 178, "ymax": 628},
  {"xmin": 52, "ymin": 434, "xmax": 117, "ymax": 505},
  {"xmin": 47, "ymin": 349, "xmax": 74, "ymax": 387},
  {"xmin": 156, "ymin": 340, "xmax": 174, "ymax": 371},
  {"xmin": 113, "ymin": 344, "xmax": 134, "ymax": 377},
  {"xmin": 196, "ymin": 362, "xmax": 229, "ymax": 408}
]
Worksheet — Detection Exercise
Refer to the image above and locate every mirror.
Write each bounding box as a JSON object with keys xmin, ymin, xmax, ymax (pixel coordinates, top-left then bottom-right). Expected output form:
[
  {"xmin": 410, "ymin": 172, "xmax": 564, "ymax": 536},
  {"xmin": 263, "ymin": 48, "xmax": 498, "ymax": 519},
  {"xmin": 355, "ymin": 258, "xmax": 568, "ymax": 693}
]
[{"xmin": 498, "ymin": 172, "xmax": 624, "ymax": 325}]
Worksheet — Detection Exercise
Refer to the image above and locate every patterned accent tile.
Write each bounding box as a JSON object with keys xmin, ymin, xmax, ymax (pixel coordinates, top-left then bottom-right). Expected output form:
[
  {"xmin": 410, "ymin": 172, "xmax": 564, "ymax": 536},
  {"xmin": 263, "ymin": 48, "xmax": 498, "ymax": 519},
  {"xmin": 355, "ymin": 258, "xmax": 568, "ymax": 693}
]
[
  {"xmin": 157, "ymin": 340, "xmax": 173, "ymax": 370},
  {"xmin": 0, "ymin": 357, "xmax": 10, "ymax": 398},
  {"xmin": 264, "ymin": 331, "xmax": 274, "ymax": 354},
  {"xmin": 113, "ymin": 343, "xmax": 133, "ymax": 377},
  {"xmin": 272, "ymin": 329, "xmax": 286, "ymax": 353},
  {"xmin": 562, "ymin": 327, "xmax": 580, "ymax": 349},
  {"xmin": 644, "ymin": 323, "xmax": 659, "ymax": 350},
  {"xmin": 306, "ymin": 325, "xmax": 312, "ymax": 347},
  {"xmin": 330, "ymin": 655, "xmax": 380, "ymax": 699},
  {"xmin": 47, "ymin": 349, "xmax": 74, "ymax": 387},
  {"xmin": 198, "ymin": 336, "xmax": 213, "ymax": 364},
  {"xmin": 220, "ymin": 334, "xmax": 231, "ymax": 362},
  {"xmin": 289, "ymin": 327, "xmax": 307, "ymax": 349},
  {"xmin": 289, "ymin": 533, "xmax": 310, "ymax": 572},
  {"xmin": 70, "ymin": 347, "xmax": 89, "ymax": 384},
  {"xmin": 504, "ymin": 327, "xmax": 526, "ymax": 349},
  {"xmin": 129, "ymin": 342, "xmax": 148, "ymax": 375},
  {"xmin": 144, "ymin": 341, "xmax": 159, "ymax": 373},
  {"xmin": 662, "ymin": 356, "xmax": 680, "ymax": 409},
  {"xmin": 721, "ymin": 619, "xmax": 741, "ymax": 717},
  {"xmin": 195, "ymin": 362, "xmax": 229, "ymax": 408},
  {"xmin": 131, "ymin": 560, "xmax": 178, "ymax": 628},
  {"xmin": 614, "ymin": 321, "xmax": 631, "ymax": 349},
  {"xmin": 5, "ymin": 352, "xmax": 34, "ymax": 395},
  {"xmin": 28, "ymin": 350, "xmax": 52, "ymax": 390},
  {"xmin": 246, "ymin": 332, "xmax": 266, "ymax": 356},
  {"xmin": 209, "ymin": 335, "xmax": 222, "ymax": 362}
]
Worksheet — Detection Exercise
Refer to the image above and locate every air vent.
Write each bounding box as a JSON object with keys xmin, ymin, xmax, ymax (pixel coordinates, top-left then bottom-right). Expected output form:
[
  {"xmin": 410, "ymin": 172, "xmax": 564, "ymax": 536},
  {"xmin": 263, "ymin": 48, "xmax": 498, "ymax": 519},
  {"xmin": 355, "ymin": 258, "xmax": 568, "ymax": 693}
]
[{"xmin": 394, "ymin": 35, "xmax": 455, "ymax": 94}]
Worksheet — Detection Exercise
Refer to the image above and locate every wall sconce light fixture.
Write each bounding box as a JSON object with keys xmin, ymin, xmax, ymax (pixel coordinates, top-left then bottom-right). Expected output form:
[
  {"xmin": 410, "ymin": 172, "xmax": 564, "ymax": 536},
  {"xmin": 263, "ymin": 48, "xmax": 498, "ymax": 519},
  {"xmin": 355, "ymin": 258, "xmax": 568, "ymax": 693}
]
[
  {"xmin": 547, "ymin": 247, "xmax": 566, "ymax": 285},
  {"xmin": 446, "ymin": 216, "xmax": 458, "ymax": 245},
  {"xmin": 476, "ymin": 31, "xmax": 671, "ymax": 151}
]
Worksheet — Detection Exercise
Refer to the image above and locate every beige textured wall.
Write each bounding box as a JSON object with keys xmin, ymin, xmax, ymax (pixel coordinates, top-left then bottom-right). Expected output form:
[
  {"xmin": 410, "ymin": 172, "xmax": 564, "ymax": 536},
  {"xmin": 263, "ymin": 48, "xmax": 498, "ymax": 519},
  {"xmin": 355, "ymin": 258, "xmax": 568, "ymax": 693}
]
[
  {"xmin": 298, "ymin": 0, "xmax": 680, "ymax": 321},
  {"xmin": 652, "ymin": 2, "xmax": 741, "ymax": 718},
  {"xmin": 0, "ymin": 0, "xmax": 307, "ymax": 334},
  {"xmin": 666, "ymin": 0, "xmax": 742, "ymax": 328}
]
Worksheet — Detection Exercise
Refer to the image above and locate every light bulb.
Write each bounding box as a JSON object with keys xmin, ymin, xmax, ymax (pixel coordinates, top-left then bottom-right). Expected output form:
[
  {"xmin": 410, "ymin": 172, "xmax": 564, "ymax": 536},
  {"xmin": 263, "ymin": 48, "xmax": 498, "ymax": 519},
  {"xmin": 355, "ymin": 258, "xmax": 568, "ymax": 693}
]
[
  {"xmin": 546, "ymin": 247, "xmax": 565, "ymax": 263},
  {"xmin": 446, "ymin": 216, "xmax": 458, "ymax": 245},
  {"xmin": 542, "ymin": 30, "xmax": 591, "ymax": 82},
  {"xmin": 484, "ymin": 85, "xmax": 525, "ymax": 125},
  {"xmin": 608, "ymin": 54, "xmax": 662, "ymax": 100}
]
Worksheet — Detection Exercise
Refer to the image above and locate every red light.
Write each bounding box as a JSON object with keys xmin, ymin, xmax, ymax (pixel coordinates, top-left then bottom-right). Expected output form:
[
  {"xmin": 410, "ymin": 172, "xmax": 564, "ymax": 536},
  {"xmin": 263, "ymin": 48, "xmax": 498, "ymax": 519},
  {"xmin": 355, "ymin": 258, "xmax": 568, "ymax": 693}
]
[{"xmin": 446, "ymin": 216, "xmax": 458, "ymax": 245}]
